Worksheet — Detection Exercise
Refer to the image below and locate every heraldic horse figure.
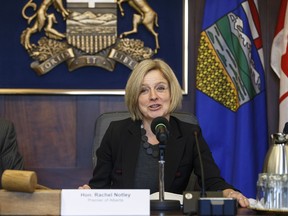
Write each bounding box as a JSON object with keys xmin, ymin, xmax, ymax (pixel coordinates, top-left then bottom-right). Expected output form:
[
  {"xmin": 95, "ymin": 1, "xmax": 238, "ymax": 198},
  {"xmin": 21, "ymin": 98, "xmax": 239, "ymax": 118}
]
[
  {"xmin": 117, "ymin": 0, "xmax": 160, "ymax": 53},
  {"xmin": 21, "ymin": 0, "xmax": 69, "ymax": 50}
]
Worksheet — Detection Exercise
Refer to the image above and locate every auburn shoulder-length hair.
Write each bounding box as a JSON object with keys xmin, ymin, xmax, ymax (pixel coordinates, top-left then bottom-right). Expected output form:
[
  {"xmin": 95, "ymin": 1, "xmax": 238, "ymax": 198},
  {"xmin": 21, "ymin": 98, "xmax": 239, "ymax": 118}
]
[{"xmin": 125, "ymin": 58, "xmax": 182, "ymax": 120}]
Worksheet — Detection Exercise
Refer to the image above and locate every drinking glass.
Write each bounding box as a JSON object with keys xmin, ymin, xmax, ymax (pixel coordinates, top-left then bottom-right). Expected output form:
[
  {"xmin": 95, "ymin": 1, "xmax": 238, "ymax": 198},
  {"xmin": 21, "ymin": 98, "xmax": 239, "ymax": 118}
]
[{"xmin": 256, "ymin": 173, "xmax": 268, "ymax": 207}]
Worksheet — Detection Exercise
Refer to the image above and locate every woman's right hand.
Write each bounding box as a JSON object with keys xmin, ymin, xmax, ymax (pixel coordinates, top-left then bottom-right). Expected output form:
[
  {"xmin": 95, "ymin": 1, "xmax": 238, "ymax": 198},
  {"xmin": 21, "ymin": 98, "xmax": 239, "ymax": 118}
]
[{"xmin": 78, "ymin": 184, "xmax": 91, "ymax": 189}]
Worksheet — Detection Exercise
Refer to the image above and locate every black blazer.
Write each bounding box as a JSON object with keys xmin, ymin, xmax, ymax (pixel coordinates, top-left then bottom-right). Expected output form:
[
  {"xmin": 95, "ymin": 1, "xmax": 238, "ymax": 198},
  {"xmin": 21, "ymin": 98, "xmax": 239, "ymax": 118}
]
[
  {"xmin": 0, "ymin": 118, "xmax": 24, "ymax": 187},
  {"xmin": 89, "ymin": 116, "xmax": 235, "ymax": 194}
]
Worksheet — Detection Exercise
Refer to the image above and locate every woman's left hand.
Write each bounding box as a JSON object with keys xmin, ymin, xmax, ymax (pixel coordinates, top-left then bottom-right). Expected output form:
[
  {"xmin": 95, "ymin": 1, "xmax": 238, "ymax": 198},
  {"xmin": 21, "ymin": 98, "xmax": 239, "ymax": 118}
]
[{"xmin": 223, "ymin": 189, "xmax": 249, "ymax": 207}]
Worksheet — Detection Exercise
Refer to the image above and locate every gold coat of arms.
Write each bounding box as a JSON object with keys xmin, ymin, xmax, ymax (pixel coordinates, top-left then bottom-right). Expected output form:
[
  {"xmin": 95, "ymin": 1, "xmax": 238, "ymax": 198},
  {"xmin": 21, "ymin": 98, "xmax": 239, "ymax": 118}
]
[{"xmin": 20, "ymin": 0, "xmax": 158, "ymax": 75}]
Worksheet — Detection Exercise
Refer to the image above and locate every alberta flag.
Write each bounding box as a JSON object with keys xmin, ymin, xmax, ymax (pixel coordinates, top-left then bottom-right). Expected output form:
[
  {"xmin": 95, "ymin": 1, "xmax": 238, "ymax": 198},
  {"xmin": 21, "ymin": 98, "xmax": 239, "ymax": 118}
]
[{"xmin": 195, "ymin": 0, "xmax": 268, "ymax": 198}]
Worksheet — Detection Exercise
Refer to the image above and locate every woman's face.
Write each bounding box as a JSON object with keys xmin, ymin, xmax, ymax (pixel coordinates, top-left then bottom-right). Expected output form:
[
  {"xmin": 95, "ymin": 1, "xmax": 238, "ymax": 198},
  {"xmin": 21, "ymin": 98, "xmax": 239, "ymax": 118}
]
[{"xmin": 138, "ymin": 69, "xmax": 171, "ymax": 122}]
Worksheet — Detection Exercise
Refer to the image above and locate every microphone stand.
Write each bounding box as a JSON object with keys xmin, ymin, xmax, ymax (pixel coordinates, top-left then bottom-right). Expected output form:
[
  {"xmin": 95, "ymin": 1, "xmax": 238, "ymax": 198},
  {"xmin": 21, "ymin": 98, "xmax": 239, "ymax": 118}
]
[{"xmin": 150, "ymin": 142, "xmax": 180, "ymax": 211}]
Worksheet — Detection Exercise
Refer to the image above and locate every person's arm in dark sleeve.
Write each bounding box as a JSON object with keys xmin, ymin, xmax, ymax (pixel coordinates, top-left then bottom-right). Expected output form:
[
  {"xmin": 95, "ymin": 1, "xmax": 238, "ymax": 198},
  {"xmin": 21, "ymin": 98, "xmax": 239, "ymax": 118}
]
[{"xmin": 0, "ymin": 119, "xmax": 24, "ymax": 180}]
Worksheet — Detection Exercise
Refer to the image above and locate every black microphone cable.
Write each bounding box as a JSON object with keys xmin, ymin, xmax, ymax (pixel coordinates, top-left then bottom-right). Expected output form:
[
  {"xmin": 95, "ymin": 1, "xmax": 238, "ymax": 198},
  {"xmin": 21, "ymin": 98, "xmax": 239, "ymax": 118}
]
[{"xmin": 194, "ymin": 130, "xmax": 206, "ymax": 198}]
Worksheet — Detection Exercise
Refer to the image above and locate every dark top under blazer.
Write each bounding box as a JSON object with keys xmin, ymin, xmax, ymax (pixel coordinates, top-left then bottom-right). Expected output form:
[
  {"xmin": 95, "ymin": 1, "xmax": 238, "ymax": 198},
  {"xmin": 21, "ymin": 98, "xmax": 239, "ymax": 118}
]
[{"xmin": 89, "ymin": 116, "xmax": 235, "ymax": 194}]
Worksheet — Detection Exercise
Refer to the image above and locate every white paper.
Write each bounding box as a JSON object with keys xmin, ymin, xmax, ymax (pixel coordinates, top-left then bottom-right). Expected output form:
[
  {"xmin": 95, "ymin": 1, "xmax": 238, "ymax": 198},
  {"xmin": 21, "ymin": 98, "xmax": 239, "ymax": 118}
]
[
  {"xmin": 150, "ymin": 192, "xmax": 183, "ymax": 205},
  {"xmin": 61, "ymin": 189, "xmax": 150, "ymax": 216}
]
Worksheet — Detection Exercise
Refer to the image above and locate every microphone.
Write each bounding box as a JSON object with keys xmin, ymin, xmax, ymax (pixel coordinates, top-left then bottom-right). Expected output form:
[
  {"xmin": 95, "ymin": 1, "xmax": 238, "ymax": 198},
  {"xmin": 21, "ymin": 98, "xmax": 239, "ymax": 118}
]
[
  {"xmin": 150, "ymin": 116, "xmax": 180, "ymax": 211},
  {"xmin": 151, "ymin": 117, "xmax": 170, "ymax": 143},
  {"xmin": 183, "ymin": 130, "xmax": 209, "ymax": 214},
  {"xmin": 183, "ymin": 129, "xmax": 237, "ymax": 215}
]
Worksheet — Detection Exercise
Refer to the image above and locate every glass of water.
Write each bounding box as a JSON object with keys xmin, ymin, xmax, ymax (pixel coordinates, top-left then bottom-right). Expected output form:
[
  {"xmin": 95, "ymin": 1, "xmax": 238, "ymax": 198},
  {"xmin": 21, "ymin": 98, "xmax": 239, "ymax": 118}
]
[
  {"xmin": 263, "ymin": 173, "xmax": 288, "ymax": 209},
  {"xmin": 256, "ymin": 173, "xmax": 268, "ymax": 207}
]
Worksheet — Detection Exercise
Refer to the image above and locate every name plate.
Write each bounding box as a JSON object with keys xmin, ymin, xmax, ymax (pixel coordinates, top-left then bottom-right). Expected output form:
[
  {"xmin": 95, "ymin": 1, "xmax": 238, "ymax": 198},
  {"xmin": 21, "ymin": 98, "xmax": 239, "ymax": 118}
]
[{"xmin": 61, "ymin": 189, "xmax": 150, "ymax": 216}]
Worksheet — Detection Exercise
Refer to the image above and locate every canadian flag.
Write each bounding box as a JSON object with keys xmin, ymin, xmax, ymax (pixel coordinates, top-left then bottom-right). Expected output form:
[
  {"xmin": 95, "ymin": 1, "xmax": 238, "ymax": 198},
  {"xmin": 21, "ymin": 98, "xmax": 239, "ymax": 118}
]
[{"xmin": 271, "ymin": 0, "xmax": 288, "ymax": 132}]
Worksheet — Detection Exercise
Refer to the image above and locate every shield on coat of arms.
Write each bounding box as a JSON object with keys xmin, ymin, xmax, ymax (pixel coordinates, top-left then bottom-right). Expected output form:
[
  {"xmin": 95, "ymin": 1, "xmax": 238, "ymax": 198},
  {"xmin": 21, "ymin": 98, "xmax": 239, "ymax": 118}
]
[{"xmin": 66, "ymin": 0, "xmax": 117, "ymax": 55}]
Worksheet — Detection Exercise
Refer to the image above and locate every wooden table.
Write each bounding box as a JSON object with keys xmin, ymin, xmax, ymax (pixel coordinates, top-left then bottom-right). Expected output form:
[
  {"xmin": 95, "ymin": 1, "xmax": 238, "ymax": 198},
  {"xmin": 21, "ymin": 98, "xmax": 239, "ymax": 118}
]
[
  {"xmin": 150, "ymin": 208, "xmax": 258, "ymax": 215},
  {"xmin": 0, "ymin": 189, "xmax": 271, "ymax": 215},
  {"xmin": 0, "ymin": 189, "xmax": 60, "ymax": 215}
]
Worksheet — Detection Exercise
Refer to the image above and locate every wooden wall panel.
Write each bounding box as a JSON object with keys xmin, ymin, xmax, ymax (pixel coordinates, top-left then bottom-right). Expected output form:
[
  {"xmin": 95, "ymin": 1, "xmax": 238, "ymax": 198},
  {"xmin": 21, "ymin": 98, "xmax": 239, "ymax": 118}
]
[
  {"xmin": 2, "ymin": 96, "xmax": 76, "ymax": 168},
  {"xmin": 0, "ymin": 95, "xmax": 80, "ymax": 188}
]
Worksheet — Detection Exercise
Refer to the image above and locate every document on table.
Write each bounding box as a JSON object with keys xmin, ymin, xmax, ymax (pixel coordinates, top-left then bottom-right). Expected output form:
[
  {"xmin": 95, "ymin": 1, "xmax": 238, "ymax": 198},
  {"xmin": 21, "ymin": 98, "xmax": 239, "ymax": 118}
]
[{"xmin": 150, "ymin": 192, "xmax": 183, "ymax": 205}]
